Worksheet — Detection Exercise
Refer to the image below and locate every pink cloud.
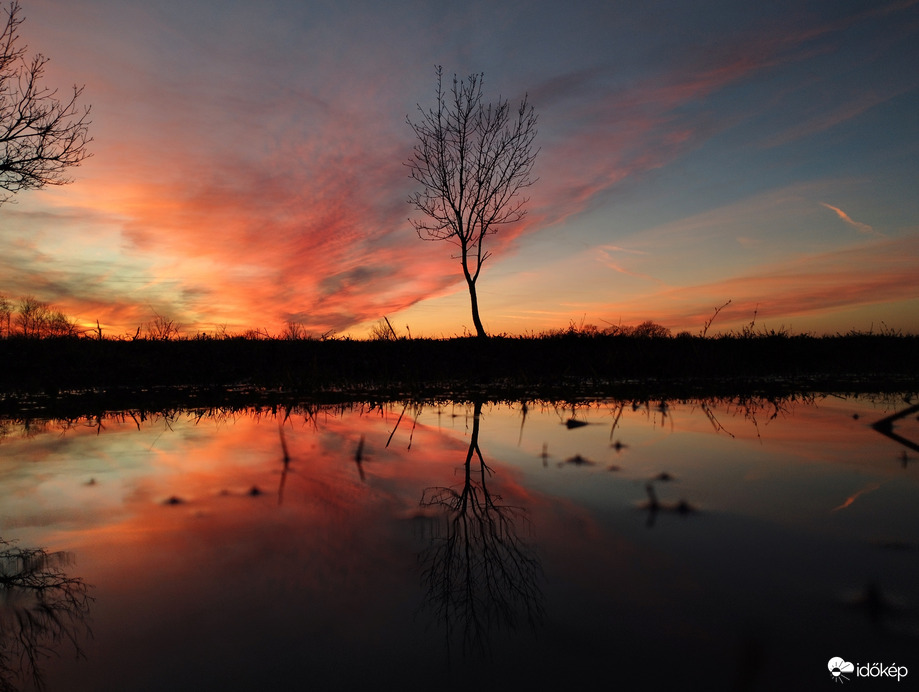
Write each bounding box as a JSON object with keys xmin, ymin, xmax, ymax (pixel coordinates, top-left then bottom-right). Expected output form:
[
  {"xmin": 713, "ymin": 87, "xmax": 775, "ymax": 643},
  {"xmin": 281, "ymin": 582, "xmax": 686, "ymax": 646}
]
[
  {"xmin": 601, "ymin": 234, "xmax": 919, "ymax": 332},
  {"xmin": 760, "ymin": 85, "xmax": 915, "ymax": 149},
  {"xmin": 525, "ymin": 23, "xmax": 837, "ymax": 231},
  {"xmin": 8, "ymin": 0, "xmax": 917, "ymax": 338}
]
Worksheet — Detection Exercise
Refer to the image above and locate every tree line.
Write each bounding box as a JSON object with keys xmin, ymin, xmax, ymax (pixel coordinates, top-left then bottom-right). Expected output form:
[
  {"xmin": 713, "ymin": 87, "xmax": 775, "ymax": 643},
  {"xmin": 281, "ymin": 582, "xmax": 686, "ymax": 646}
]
[
  {"xmin": 0, "ymin": 294, "xmax": 78, "ymax": 337},
  {"xmin": 0, "ymin": 294, "xmax": 340, "ymax": 340},
  {"xmin": 0, "ymin": 294, "xmax": 677, "ymax": 341}
]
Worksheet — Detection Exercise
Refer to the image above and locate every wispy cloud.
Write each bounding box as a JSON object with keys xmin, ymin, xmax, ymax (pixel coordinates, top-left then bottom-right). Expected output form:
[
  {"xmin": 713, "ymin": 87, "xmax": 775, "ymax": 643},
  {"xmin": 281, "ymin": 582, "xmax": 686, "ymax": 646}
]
[
  {"xmin": 820, "ymin": 203, "xmax": 883, "ymax": 237},
  {"xmin": 618, "ymin": 234, "xmax": 919, "ymax": 330},
  {"xmin": 760, "ymin": 87, "xmax": 914, "ymax": 149},
  {"xmin": 4, "ymin": 0, "xmax": 917, "ymax": 336},
  {"xmin": 595, "ymin": 246, "xmax": 663, "ymax": 284},
  {"xmin": 523, "ymin": 8, "xmax": 880, "ymax": 232}
]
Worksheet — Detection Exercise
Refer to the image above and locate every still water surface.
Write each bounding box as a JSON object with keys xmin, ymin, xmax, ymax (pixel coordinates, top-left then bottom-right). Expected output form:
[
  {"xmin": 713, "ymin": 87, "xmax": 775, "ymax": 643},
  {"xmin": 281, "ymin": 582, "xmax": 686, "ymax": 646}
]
[{"xmin": 1, "ymin": 394, "xmax": 918, "ymax": 690}]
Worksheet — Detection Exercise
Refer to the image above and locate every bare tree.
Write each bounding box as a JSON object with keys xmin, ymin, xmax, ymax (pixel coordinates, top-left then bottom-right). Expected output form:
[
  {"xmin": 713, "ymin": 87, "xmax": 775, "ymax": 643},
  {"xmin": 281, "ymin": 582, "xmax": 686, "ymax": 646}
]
[
  {"xmin": 407, "ymin": 67, "xmax": 538, "ymax": 338},
  {"xmin": 12, "ymin": 296, "xmax": 76, "ymax": 337},
  {"xmin": 0, "ymin": 293, "xmax": 11, "ymax": 337},
  {"xmin": 145, "ymin": 311, "xmax": 181, "ymax": 340},
  {"xmin": 15, "ymin": 295, "xmax": 49, "ymax": 337},
  {"xmin": 0, "ymin": 1, "xmax": 91, "ymax": 205},
  {"xmin": 45, "ymin": 308, "xmax": 76, "ymax": 336},
  {"xmin": 9, "ymin": 297, "xmax": 74, "ymax": 337},
  {"xmin": 368, "ymin": 316, "xmax": 401, "ymax": 341},
  {"xmin": 281, "ymin": 320, "xmax": 309, "ymax": 340}
]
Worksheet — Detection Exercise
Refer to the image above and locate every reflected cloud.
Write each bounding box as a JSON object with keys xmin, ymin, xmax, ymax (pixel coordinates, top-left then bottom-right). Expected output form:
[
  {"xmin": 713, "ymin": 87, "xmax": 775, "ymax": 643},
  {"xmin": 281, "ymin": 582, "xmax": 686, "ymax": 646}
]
[
  {"xmin": 832, "ymin": 482, "xmax": 882, "ymax": 512},
  {"xmin": 1, "ymin": 391, "xmax": 917, "ymax": 688}
]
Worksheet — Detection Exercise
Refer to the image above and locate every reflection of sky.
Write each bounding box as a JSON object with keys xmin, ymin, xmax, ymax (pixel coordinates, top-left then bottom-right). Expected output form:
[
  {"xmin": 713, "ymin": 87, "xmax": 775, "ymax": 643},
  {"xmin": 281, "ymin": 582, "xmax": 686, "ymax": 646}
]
[
  {"xmin": 2, "ymin": 396, "xmax": 918, "ymax": 688},
  {"xmin": 450, "ymin": 397, "xmax": 919, "ymax": 537},
  {"xmin": 3, "ymin": 1, "xmax": 918, "ymax": 337},
  {"xmin": 3, "ymin": 397, "xmax": 915, "ymax": 545}
]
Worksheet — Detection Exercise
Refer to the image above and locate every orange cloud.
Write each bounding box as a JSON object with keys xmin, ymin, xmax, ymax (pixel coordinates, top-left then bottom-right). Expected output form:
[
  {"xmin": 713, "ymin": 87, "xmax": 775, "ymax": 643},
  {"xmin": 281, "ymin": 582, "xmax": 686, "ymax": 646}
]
[{"xmin": 6, "ymin": 0, "xmax": 918, "ymax": 339}]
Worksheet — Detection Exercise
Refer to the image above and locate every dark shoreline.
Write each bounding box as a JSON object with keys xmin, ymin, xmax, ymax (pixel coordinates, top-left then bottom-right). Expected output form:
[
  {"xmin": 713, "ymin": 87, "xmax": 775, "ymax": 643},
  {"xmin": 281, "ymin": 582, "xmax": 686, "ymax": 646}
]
[{"xmin": 1, "ymin": 333, "xmax": 916, "ymax": 417}]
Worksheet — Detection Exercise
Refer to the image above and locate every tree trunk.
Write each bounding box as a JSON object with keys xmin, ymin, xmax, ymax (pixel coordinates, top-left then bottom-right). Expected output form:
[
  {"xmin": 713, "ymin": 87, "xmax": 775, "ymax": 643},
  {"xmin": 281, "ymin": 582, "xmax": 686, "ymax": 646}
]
[{"xmin": 466, "ymin": 275, "xmax": 487, "ymax": 338}]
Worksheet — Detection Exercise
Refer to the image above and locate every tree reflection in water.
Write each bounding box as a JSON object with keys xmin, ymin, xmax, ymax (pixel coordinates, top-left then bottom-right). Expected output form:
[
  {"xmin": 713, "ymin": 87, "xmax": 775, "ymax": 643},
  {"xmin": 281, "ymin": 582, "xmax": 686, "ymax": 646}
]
[
  {"xmin": 0, "ymin": 539, "xmax": 93, "ymax": 692},
  {"xmin": 418, "ymin": 400, "xmax": 545, "ymax": 658}
]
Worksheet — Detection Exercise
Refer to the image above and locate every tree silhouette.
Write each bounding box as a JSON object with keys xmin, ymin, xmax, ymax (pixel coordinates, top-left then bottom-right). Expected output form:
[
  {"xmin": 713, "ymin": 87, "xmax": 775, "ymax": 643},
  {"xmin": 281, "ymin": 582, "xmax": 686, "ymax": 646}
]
[
  {"xmin": 407, "ymin": 67, "xmax": 538, "ymax": 338},
  {"xmin": 12, "ymin": 296, "xmax": 76, "ymax": 337},
  {"xmin": 0, "ymin": 294, "xmax": 11, "ymax": 337},
  {"xmin": 0, "ymin": 539, "xmax": 93, "ymax": 692},
  {"xmin": 0, "ymin": 1, "xmax": 91, "ymax": 205},
  {"xmin": 418, "ymin": 400, "xmax": 545, "ymax": 657}
]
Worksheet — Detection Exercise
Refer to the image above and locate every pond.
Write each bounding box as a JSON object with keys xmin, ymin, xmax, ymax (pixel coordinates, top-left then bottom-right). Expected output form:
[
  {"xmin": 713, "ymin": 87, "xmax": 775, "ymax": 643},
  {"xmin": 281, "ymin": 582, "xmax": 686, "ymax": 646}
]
[{"xmin": 1, "ymin": 393, "xmax": 918, "ymax": 690}]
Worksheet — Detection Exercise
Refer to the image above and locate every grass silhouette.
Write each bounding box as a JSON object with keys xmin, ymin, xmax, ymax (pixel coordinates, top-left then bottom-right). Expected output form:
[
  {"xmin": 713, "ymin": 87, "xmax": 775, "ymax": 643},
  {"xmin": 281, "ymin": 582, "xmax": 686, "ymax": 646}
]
[{"xmin": 0, "ymin": 331, "xmax": 915, "ymax": 416}]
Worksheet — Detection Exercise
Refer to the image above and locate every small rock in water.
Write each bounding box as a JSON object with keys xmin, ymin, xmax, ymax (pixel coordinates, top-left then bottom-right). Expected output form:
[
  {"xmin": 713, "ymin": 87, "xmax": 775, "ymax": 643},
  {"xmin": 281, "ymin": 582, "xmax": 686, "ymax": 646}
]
[
  {"xmin": 562, "ymin": 454, "xmax": 595, "ymax": 466},
  {"xmin": 565, "ymin": 418, "xmax": 589, "ymax": 429}
]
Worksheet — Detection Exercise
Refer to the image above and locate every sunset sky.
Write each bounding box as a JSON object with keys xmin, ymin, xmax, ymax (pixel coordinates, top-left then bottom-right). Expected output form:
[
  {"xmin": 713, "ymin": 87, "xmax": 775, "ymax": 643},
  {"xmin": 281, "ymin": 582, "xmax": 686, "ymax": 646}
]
[{"xmin": 2, "ymin": 0, "xmax": 918, "ymax": 338}]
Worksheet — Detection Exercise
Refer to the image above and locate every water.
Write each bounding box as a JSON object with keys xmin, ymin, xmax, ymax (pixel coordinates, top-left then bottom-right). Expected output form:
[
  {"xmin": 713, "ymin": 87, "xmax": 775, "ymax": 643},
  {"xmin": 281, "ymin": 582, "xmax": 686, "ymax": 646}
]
[{"xmin": 1, "ymin": 394, "xmax": 918, "ymax": 690}]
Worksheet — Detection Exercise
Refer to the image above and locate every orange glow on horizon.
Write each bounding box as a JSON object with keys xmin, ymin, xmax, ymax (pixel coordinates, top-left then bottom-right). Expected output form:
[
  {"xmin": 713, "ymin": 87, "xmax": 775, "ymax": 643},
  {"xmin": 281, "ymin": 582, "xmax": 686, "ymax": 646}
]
[{"xmin": 2, "ymin": 1, "xmax": 917, "ymax": 338}]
